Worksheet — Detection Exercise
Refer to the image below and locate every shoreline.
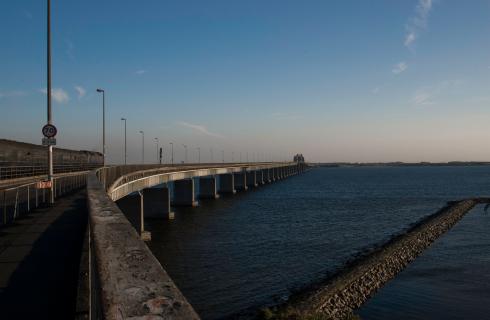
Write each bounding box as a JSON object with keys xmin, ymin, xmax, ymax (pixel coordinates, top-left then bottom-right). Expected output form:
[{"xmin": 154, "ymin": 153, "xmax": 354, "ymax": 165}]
[{"xmin": 264, "ymin": 197, "xmax": 489, "ymax": 319}]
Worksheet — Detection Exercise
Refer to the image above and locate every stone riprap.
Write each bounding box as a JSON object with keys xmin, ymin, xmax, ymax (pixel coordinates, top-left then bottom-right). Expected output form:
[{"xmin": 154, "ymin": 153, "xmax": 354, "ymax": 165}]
[
  {"xmin": 275, "ymin": 199, "xmax": 479, "ymax": 320},
  {"xmin": 87, "ymin": 173, "xmax": 200, "ymax": 319}
]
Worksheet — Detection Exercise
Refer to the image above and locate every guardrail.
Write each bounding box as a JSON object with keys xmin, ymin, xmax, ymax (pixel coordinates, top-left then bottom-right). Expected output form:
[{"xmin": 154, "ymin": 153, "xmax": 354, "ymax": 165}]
[
  {"xmin": 0, "ymin": 171, "xmax": 88, "ymax": 227},
  {"xmin": 0, "ymin": 164, "xmax": 101, "ymax": 180}
]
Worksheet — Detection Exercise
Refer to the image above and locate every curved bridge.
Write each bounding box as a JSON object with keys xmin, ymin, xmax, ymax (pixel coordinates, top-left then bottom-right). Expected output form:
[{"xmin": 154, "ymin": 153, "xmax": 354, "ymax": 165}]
[{"xmin": 87, "ymin": 162, "xmax": 307, "ymax": 319}]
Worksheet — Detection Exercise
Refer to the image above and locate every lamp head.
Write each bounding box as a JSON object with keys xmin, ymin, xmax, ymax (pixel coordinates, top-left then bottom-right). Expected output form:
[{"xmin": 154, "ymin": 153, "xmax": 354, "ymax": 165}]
[{"xmin": 96, "ymin": 88, "xmax": 104, "ymax": 93}]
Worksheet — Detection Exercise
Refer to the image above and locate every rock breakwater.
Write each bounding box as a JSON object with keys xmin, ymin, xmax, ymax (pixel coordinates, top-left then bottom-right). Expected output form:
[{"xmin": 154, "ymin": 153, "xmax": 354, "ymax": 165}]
[{"xmin": 270, "ymin": 199, "xmax": 479, "ymax": 320}]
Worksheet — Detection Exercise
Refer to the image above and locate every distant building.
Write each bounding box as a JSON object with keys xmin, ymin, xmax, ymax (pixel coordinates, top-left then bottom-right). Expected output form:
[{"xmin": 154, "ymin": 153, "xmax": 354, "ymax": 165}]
[{"xmin": 293, "ymin": 154, "xmax": 305, "ymax": 163}]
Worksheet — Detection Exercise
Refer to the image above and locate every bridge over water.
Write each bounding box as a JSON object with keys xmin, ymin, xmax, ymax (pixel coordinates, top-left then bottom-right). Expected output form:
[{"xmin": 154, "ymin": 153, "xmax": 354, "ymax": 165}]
[{"xmin": 0, "ymin": 161, "xmax": 307, "ymax": 319}]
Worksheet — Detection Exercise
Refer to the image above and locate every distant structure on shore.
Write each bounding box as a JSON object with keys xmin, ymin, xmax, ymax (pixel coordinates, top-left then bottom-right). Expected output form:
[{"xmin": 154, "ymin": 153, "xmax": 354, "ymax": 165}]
[{"xmin": 294, "ymin": 154, "xmax": 305, "ymax": 163}]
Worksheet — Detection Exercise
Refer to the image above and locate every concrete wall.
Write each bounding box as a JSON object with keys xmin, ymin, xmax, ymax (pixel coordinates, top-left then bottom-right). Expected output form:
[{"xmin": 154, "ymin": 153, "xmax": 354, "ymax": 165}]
[{"xmin": 87, "ymin": 173, "xmax": 200, "ymax": 319}]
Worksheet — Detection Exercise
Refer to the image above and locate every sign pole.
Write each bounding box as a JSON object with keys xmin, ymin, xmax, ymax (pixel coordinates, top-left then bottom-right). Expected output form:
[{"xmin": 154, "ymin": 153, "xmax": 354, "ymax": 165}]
[{"xmin": 47, "ymin": 0, "xmax": 54, "ymax": 204}]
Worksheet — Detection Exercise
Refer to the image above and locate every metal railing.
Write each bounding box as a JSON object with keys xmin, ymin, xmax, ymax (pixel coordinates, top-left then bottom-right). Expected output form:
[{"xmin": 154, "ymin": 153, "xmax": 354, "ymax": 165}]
[
  {"xmin": 0, "ymin": 163, "xmax": 101, "ymax": 180},
  {"xmin": 0, "ymin": 171, "xmax": 88, "ymax": 227}
]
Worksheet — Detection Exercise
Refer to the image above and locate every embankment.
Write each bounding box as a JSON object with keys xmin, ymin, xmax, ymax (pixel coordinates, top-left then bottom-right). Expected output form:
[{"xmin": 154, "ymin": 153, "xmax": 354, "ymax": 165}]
[{"xmin": 270, "ymin": 198, "xmax": 484, "ymax": 320}]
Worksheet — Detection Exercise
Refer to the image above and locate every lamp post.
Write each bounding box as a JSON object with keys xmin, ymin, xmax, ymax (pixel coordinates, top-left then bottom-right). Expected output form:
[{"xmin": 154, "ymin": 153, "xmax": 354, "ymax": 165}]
[
  {"xmin": 169, "ymin": 142, "xmax": 174, "ymax": 165},
  {"xmin": 46, "ymin": 0, "xmax": 55, "ymax": 204},
  {"xmin": 197, "ymin": 147, "xmax": 200, "ymax": 164},
  {"xmin": 182, "ymin": 144, "xmax": 187, "ymax": 163},
  {"xmin": 121, "ymin": 118, "xmax": 127, "ymax": 165},
  {"xmin": 139, "ymin": 130, "xmax": 144, "ymax": 163},
  {"xmin": 154, "ymin": 138, "xmax": 159, "ymax": 164},
  {"xmin": 96, "ymin": 88, "xmax": 105, "ymax": 165}
]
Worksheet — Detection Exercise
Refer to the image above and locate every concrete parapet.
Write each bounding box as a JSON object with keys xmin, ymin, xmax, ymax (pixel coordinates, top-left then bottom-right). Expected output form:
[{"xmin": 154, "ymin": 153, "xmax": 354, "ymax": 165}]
[
  {"xmin": 173, "ymin": 179, "xmax": 198, "ymax": 206},
  {"xmin": 86, "ymin": 173, "xmax": 200, "ymax": 319},
  {"xmin": 218, "ymin": 173, "xmax": 236, "ymax": 194},
  {"xmin": 234, "ymin": 172, "xmax": 248, "ymax": 191},
  {"xmin": 199, "ymin": 176, "xmax": 219, "ymax": 199}
]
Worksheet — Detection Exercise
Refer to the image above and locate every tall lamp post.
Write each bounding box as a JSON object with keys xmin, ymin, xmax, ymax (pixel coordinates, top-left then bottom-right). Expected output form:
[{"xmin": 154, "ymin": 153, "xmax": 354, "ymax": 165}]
[
  {"xmin": 96, "ymin": 88, "xmax": 105, "ymax": 165},
  {"xmin": 169, "ymin": 142, "xmax": 174, "ymax": 165},
  {"xmin": 121, "ymin": 118, "xmax": 127, "ymax": 165},
  {"xmin": 46, "ymin": 0, "xmax": 54, "ymax": 204},
  {"xmin": 139, "ymin": 130, "xmax": 144, "ymax": 164},
  {"xmin": 182, "ymin": 144, "xmax": 187, "ymax": 163},
  {"xmin": 154, "ymin": 137, "xmax": 159, "ymax": 164}
]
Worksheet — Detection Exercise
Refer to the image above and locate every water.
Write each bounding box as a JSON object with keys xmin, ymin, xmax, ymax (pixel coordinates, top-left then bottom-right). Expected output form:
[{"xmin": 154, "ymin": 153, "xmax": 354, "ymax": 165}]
[{"xmin": 128, "ymin": 166, "xmax": 490, "ymax": 319}]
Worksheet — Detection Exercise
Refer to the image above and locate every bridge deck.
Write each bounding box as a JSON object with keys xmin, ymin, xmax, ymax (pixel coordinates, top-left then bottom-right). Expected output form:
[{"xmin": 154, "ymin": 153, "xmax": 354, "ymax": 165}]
[{"xmin": 0, "ymin": 190, "xmax": 87, "ymax": 318}]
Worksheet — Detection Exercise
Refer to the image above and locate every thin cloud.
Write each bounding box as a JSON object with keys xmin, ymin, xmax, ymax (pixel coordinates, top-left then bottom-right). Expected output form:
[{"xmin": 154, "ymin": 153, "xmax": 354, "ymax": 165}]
[
  {"xmin": 0, "ymin": 91, "xmax": 27, "ymax": 98},
  {"xmin": 412, "ymin": 80, "xmax": 463, "ymax": 106},
  {"xmin": 412, "ymin": 91, "xmax": 435, "ymax": 105},
  {"xmin": 40, "ymin": 88, "xmax": 70, "ymax": 104},
  {"xmin": 74, "ymin": 86, "xmax": 86, "ymax": 99},
  {"xmin": 176, "ymin": 121, "xmax": 225, "ymax": 138},
  {"xmin": 271, "ymin": 112, "xmax": 302, "ymax": 120},
  {"xmin": 135, "ymin": 70, "xmax": 146, "ymax": 75},
  {"xmin": 404, "ymin": 0, "xmax": 433, "ymax": 49},
  {"xmin": 372, "ymin": 87, "xmax": 381, "ymax": 94},
  {"xmin": 392, "ymin": 62, "xmax": 408, "ymax": 74}
]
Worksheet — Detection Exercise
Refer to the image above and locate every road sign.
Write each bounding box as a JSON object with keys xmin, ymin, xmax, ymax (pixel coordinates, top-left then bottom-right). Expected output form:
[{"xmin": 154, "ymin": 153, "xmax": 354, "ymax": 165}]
[
  {"xmin": 36, "ymin": 180, "xmax": 52, "ymax": 189},
  {"xmin": 42, "ymin": 124, "xmax": 57, "ymax": 138},
  {"xmin": 42, "ymin": 137, "xmax": 56, "ymax": 146}
]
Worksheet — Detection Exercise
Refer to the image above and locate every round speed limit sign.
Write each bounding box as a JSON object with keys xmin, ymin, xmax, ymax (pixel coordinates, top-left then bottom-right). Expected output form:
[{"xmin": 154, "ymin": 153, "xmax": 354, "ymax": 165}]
[{"xmin": 42, "ymin": 124, "xmax": 57, "ymax": 138}]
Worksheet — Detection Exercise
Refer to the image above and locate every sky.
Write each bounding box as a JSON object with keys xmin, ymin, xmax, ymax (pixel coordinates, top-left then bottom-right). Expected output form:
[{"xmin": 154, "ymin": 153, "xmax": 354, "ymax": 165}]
[{"xmin": 0, "ymin": 0, "xmax": 489, "ymax": 164}]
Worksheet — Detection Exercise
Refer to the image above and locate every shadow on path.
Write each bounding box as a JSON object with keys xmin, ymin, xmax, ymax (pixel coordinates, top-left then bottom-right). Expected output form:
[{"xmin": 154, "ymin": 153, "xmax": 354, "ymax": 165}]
[{"xmin": 0, "ymin": 190, "xmax": 87, "ymax": 319}]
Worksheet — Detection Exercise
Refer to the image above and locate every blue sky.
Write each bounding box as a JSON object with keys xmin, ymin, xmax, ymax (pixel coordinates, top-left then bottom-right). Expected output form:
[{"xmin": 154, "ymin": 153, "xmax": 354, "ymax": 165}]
[{"xmin": 1, "ymin": 0, "xmax": 489, "ymax": 163}]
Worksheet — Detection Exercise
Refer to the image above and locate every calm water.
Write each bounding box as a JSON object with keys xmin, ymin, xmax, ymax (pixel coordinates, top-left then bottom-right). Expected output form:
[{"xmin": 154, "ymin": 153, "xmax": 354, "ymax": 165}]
[{"xmin": 136, "ymin": 166, "xmax": 490, "ymax": 319}]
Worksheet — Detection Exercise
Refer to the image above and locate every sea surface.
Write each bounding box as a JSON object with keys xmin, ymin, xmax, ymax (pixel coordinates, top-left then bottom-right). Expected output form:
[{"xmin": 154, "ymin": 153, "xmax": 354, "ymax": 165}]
[{"xmin": 135, "ymin": 166, "xmax": 490, "ymax": 319}]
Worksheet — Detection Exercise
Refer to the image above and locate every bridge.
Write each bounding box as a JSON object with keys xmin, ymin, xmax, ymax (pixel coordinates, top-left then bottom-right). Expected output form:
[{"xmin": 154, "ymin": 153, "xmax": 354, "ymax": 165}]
[{"xmin": 0, "ymin": 161, "xmax": 308, "ymax": 319}]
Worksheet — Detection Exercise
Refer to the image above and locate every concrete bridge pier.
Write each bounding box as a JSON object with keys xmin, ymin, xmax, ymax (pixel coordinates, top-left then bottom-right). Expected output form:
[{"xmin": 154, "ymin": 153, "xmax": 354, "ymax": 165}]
[
  {"xmin": 265, "ymin": 168, "xmax": 272, "ymax": 183},
  {"xmin": 140, "ymin": 187, "xmax": 174, "ymax": 220},
  {"xmin": 275, "ymin": 167, "xmax": 281, "ymax": 180},
  {"xmin": 234, "ymin": 172, "xmax": 248, "ymax": 191},
  {"xmin": 199, "ymin": 176, "xmax": 219, "ymax": 199},
  {"xmin": 219, "ymin": 173, "xmax": 236, "ymax": 194},
  {"xmin": 172, "ymin": 179, "xmax": 198, "ymax": 206},
  {"xmin": 246, "ymin": 171, "xmax": 258, "ymax": 188},
  {"xmin": 257, "ymin": 170, "xmax": 265, "ymax": 185}
]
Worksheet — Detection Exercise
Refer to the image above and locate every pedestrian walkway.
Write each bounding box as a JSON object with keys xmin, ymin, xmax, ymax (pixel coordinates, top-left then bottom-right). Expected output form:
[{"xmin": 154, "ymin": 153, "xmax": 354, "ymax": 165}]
[{"xmin": 0, "ymin": 190, "xmax": 87, "ymax": 319}]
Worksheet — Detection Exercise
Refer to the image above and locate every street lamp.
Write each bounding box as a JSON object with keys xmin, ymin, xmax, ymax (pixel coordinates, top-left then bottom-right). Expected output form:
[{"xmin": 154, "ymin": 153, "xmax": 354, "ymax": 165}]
[
  {"xmin": 154, "ymin": 138, "xmax": 159, "ymax": 164},
  {"xmin": 169, "ymin": 142, "xmax": 174, "ymax": 165},
  {"xmin": 96, "ymin": 88, "xmax": 105, "ymax": 165},
  {"xmin": 121, "ymin": 118, "xmax": 127, "ymax": 165},
  {"xmin": 182, "ymin": 144, "xmax": 187, "ymax": 163},
  {"xmin": 139, "ymin": 130, "xmax": 144, "ymax": 163},
  {"xmin": 46, "ymin": 0, "xmax": 54, "ymax": 204}
]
